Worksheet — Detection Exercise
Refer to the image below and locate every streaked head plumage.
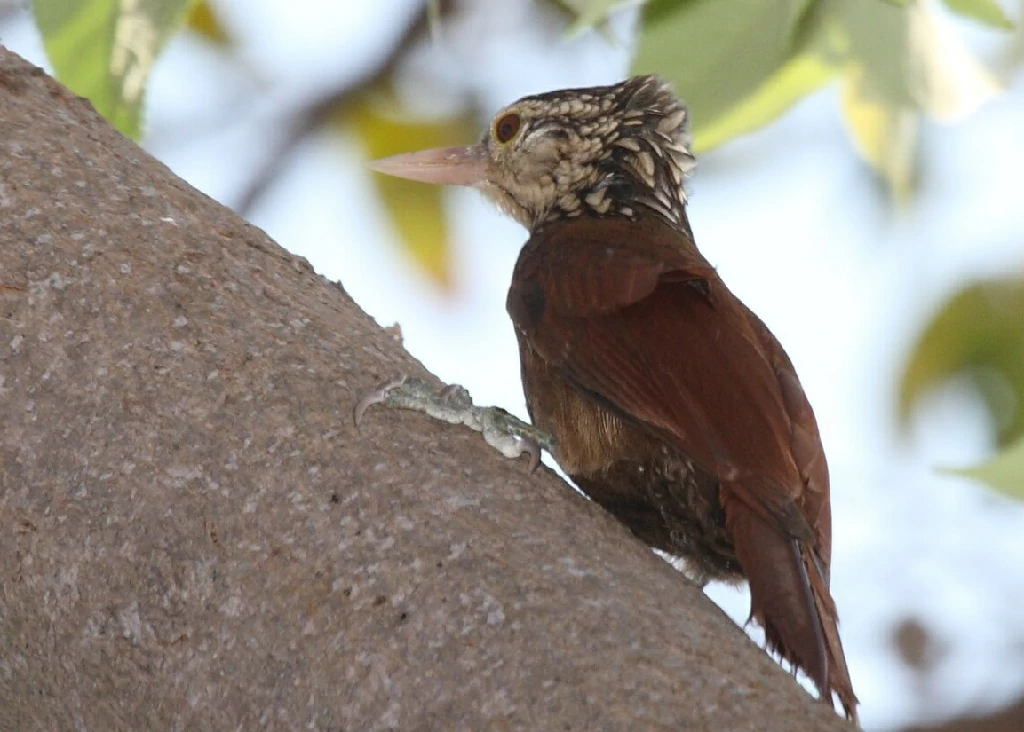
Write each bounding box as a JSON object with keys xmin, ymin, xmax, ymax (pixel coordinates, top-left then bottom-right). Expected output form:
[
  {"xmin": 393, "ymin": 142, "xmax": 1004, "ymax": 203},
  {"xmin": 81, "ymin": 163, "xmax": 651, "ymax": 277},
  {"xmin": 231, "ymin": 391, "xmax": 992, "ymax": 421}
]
[{"xmin": 371, "ymin": 75, "xmax": 696, "ymax": 233}]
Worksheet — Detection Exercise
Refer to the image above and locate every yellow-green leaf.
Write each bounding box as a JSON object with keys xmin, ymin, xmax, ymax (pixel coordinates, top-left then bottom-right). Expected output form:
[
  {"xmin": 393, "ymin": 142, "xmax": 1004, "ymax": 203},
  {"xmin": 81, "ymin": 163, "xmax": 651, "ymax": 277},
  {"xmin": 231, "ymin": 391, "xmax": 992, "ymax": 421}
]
[
  {"xmin": 186, "ymin": 0, "xmax": 229, "ymax": 44},
  {"xmin": 633, "ymin": 0, "xmax": 814, "ymax": 134},
  {"xmin": 32, "ymin": 0, "xmax": 198, "ymax": 139},
  {"xmin": 899, "ymin": 279, "xmax": 1024, "ymax": 446},
  {"xmin": 346, "ymin": 94, "xmax": 477, "ymax": 291},
  {"xmin": 692, "ymin": 51, "xmax": 836, "ymax": 153},
  {"xmin": 375, "ymin": 176, "xmax": 452, "ymax": 289},
  {"xmin": 840, "ymin": 64, "xmax": 918, "ymax": 200},
  {"xmin": 943, "ymin": 0, "xmax": 1014, "ymax": 30},
  {"xmin": 942, "ymin": 436, "xmax": 1024, "ymax": 500},
  {"xmin": 910, "ymin": 0, "xmax": 1002, "ymax": 121},
  {"xmin": 834, "ymin": 0, "xmax": 1000, "ymax": 196}
]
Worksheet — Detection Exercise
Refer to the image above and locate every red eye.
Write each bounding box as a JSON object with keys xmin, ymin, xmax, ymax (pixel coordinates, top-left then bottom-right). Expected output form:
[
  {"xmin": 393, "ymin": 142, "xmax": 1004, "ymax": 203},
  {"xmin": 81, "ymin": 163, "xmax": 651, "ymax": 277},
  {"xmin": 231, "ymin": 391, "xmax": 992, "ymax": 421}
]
[{"xmin": 495, "ymin": 112, "xmax": 521, "ymax": 143}]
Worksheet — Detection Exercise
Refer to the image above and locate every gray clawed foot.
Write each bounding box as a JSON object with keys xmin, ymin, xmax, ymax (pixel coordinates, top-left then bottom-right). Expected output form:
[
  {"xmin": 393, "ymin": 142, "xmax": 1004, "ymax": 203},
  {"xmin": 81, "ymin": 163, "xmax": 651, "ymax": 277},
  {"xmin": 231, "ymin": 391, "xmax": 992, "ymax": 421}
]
[
  {"xmin": 352, "ymin": 375, "xmax": 410, "ymax": 428},
  {"xmin": 353, "ymin": 376, "xmax": 555, "ymax": 472}
]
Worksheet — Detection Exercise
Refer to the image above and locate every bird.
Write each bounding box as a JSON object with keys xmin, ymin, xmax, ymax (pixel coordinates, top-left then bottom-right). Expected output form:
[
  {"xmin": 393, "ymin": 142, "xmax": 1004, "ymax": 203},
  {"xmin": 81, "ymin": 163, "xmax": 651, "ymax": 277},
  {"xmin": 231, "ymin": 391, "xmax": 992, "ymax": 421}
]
[{"xmin": 366, "ymin": 74, "xmax": 858, "ymax": 721}]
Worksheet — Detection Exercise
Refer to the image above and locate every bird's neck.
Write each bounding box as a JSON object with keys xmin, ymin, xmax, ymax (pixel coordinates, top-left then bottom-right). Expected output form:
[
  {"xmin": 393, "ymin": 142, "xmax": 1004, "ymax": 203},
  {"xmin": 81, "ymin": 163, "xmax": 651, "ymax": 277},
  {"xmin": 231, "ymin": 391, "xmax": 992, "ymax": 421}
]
[
  {"xmin": 530, "ymin": 160, "xmax": 691, "ymax": 233},
  {"xmin": 531, "ymin": 198, "xmax": 694, "ymax": 241}
]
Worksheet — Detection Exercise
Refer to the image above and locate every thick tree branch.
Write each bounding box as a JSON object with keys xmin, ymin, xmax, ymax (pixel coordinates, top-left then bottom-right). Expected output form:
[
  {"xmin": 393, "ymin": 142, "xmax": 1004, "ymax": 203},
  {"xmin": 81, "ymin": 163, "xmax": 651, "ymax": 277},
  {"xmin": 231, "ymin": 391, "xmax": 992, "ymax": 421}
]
[{"xmin": 0, "ymin": 47, "xmax": 851, "ymax": 730}]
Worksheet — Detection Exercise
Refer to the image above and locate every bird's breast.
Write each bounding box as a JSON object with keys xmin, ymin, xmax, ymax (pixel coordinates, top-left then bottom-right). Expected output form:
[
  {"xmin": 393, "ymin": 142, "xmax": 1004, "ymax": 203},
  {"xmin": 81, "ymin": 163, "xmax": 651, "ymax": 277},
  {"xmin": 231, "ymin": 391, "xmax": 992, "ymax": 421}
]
[{"xmin": 517, "ymin": 337, "xmax": 632, "ymax": 475}]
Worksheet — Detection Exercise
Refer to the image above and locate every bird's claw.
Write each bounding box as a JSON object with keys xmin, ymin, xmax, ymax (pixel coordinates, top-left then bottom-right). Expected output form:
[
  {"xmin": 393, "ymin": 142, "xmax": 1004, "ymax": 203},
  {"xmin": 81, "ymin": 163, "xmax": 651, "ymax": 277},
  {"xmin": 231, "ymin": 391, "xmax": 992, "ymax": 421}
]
[
  {"xmin": 352, "ymin": 375, "xmax": 409, "ymax": 430},
  {"xmin": 477, "ymin": 406, "xmax": 546, "ymax": 472},
  {"xmin": 353, "ymin": 375, "xmax": 554, "ymax": 472}
]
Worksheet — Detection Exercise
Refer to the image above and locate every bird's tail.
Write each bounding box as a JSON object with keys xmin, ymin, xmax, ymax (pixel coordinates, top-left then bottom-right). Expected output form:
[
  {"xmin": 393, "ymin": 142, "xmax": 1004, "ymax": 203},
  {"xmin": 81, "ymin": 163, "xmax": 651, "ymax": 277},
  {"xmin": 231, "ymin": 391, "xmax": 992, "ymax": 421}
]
[{"xmin": 725, "ymin": 493, "xmax": 858, "ymax": 723}]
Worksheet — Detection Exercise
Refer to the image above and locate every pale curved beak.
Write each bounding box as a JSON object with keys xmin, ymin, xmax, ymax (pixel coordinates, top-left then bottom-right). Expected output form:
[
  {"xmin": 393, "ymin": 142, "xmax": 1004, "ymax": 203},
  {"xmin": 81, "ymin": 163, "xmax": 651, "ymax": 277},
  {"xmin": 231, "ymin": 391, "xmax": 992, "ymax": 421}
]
[{"xmin": 368, "ymin": 144, "xmax": 488, "ymax": 186}]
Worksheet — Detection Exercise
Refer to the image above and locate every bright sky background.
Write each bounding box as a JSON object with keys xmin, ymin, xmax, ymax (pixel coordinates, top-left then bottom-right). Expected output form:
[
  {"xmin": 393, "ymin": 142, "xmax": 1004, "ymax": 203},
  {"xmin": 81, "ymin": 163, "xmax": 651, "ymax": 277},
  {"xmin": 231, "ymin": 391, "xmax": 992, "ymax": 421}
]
[{"xmin": 4, "ymin": 1, "xmax": 1024, "ymax": 728}]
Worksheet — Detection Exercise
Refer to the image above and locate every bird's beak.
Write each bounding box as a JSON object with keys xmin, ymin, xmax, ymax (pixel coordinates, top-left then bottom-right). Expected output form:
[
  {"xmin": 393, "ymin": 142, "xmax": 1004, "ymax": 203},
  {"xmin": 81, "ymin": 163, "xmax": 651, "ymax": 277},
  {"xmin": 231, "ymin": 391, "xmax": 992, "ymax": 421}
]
[{"xmin": 368, "ymin": 144, "xmax": 488, "ymax": 187}]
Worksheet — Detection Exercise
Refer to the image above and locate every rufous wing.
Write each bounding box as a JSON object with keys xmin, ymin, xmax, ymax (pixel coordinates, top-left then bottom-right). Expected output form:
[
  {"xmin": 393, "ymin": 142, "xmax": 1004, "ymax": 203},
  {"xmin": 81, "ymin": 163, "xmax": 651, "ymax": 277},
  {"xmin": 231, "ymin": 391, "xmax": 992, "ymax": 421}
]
[{"xmin": 508, "ymin": 215, "xmax": 857, "ymax": 720}]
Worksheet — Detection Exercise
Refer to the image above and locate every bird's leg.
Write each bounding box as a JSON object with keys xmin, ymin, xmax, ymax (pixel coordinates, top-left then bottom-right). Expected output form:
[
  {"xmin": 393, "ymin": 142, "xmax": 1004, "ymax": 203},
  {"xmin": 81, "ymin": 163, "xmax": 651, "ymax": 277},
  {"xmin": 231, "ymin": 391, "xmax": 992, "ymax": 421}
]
[{"xmin": 353, "ymin": 376, "xmax": 555, "ymax": 472}]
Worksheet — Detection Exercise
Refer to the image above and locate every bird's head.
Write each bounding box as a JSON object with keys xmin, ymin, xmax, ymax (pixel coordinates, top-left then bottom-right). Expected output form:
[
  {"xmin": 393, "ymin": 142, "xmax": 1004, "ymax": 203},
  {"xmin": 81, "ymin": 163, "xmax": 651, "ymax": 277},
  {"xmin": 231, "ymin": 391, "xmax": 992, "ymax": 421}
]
[{"xmin": 370, "ymin": 75, "xmax": 696, "ymax": 233}]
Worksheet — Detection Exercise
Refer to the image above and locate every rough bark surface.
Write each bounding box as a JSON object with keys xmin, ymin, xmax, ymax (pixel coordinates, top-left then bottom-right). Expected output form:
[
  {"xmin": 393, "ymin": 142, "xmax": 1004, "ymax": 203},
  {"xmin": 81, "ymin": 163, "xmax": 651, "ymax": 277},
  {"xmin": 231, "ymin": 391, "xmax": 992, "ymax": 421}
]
[{"xmin": 0, "ymin": 47, "xmax": 851, "ymax": 731}]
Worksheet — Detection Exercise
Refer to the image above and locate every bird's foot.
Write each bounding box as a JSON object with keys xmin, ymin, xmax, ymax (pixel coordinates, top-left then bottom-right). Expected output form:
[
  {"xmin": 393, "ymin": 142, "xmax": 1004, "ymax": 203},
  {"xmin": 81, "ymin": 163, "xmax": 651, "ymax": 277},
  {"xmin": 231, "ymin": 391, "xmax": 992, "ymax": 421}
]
[{"xmin": 353, "ymin": 376, "xmax": 555, "ymax": 472}]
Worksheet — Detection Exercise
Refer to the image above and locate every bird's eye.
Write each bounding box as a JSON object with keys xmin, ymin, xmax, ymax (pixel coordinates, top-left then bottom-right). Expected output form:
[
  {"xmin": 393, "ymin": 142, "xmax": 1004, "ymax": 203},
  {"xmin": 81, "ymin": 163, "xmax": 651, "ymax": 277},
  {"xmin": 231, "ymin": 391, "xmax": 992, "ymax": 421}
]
[{"xmin": 494, "ymin": 112, "xmax": 522, "ymax": 144}]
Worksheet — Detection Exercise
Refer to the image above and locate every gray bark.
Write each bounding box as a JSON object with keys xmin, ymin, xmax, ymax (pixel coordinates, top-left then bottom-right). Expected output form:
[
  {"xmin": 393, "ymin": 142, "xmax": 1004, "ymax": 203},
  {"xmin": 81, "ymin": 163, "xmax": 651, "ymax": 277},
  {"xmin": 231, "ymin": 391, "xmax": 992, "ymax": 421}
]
[{"xmin": 0, "ymin": 46, "xmax": 851, "ymax": 731}]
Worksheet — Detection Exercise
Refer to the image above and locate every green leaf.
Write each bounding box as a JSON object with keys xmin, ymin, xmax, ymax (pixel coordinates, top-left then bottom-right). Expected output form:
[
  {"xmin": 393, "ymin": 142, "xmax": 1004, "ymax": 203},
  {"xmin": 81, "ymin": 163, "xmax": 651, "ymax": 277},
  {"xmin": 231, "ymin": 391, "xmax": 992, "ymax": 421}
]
[
  {"xmin": 632, "ymin": 0, "xmax": 815, "ymax": 133},
  {"xmin": 835, "ymin": 0, "xmax": 1000, "ymax": 196},
  {"xmin": 942, "ymin": 436, "xmax": 1024, "ymax": 499},
  {"xmin": 837, "ymin": 0, "xmax": 916, "ymax": 107},
  {"xmin": 557, "ymin": 0, "xmax": 626, "ymax": 34},
  {"xmin": 346, "ymin": 94, "xmax": 477, "ymax": 291},
  {"xmin": 838, "ymin": 0, "xmax": 1000, "ymax": 119},
  {"xmin": 32, "ymin": 0, "xmax": 198, "ymax": 140},
  {"xmin": 427, "ymin": 0, "xmax": 444, "ymax": 40},
  {"xmin": 840, "ymin": 64, "xmax": 918, "ymax": 201},
  {"xmin": 692, "ymin": 51, "xmax": 836, "ymax": 153},
  {"xmin": 943, "ymin": 0, "xmax": 1014, "ymax": 30},
  {"xmin": 899, "ymin": 279, "xmax": 1024, "ymax": 446}
]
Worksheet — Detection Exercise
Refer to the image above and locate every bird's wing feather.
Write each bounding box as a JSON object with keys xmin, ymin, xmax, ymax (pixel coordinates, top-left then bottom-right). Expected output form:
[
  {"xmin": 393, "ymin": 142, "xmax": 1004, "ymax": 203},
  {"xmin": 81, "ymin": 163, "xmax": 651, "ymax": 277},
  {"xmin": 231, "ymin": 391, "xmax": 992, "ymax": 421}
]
[
  {"xmin": 510, "ymin": 217, "xmax": 811, "ymax": 538},
  {"xmin": 508, "ymin": 216, "xmax": 856, "ymax": 718}
]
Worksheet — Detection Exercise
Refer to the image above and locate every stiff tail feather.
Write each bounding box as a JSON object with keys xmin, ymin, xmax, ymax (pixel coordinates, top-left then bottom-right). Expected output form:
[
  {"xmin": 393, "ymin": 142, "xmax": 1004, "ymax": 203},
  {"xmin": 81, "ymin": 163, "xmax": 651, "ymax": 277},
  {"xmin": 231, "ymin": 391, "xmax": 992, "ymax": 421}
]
[{"xmin": 724, "ymin": 489, "xmax": 858, "ymax": 723}]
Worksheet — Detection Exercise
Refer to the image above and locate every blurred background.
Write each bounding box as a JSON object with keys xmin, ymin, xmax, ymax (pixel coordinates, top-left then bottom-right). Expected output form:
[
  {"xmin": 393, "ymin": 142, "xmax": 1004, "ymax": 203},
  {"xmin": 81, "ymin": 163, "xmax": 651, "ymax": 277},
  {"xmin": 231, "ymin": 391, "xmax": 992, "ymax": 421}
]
[{"xmin": 4, "ymin": 0, "xmax": 1024, "ymax": 728}]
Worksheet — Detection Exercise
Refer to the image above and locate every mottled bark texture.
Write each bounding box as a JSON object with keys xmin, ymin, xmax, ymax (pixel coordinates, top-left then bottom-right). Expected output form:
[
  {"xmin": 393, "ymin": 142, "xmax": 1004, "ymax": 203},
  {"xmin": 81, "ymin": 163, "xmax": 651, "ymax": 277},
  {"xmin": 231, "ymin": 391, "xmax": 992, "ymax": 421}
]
[{"xmin": 0, "ymin": 47, "xmax": 851, "ymax": 731}]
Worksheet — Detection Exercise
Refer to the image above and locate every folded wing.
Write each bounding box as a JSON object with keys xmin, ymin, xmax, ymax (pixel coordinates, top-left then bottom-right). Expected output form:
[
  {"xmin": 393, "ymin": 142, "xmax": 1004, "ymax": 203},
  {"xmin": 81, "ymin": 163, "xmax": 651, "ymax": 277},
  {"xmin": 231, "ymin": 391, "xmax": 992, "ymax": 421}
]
[{"xmin": 508, "ymin": 215, "xmax": 856, "ymax": 719}]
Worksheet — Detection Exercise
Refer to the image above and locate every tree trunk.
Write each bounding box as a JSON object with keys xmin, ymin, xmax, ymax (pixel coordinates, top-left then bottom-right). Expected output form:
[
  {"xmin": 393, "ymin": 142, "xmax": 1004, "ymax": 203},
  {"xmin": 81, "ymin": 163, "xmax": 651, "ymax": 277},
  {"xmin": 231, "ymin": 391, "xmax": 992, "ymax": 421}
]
[{"xmin": 0, "ymin": 47, "xmax": 851, "ymax": 731}]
